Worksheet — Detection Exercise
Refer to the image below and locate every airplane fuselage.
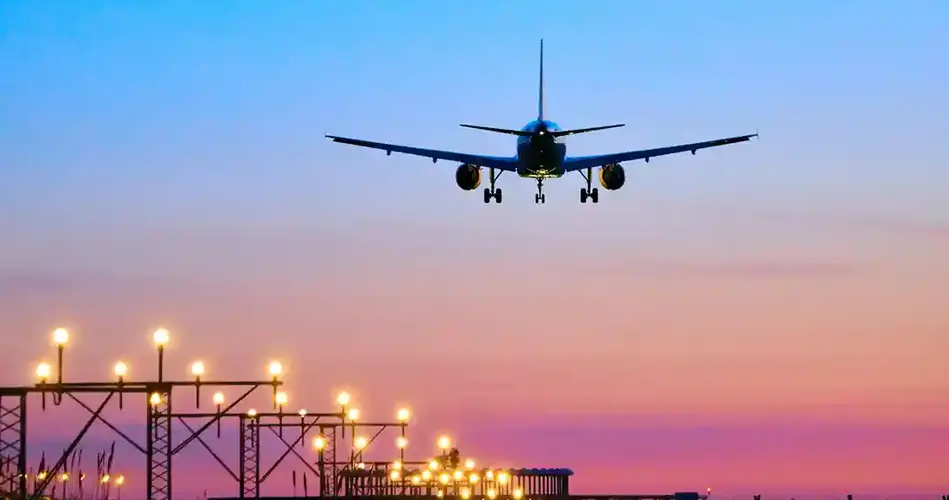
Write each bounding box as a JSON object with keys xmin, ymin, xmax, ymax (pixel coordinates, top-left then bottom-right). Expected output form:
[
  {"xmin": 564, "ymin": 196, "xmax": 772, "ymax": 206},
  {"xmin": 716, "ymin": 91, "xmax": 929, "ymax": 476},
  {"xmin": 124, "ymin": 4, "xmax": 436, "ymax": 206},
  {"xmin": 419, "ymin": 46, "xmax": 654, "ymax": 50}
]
[{"xmin": 515, "ymin": 120, "xmax": 567, "ymax": 178}]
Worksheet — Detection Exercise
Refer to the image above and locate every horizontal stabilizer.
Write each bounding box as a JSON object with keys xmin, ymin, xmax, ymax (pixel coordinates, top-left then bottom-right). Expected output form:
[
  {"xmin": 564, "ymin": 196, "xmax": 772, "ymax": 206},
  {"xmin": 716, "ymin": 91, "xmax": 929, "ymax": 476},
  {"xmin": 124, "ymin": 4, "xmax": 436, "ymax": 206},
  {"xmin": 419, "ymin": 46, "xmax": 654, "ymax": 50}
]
[
  {"xmin": 549, "ymin": 124, "xmax": 625, "ymax": 137},
  {"xmin": 459, "ymin": 124, "xmax": 535, "ymax": 136}
]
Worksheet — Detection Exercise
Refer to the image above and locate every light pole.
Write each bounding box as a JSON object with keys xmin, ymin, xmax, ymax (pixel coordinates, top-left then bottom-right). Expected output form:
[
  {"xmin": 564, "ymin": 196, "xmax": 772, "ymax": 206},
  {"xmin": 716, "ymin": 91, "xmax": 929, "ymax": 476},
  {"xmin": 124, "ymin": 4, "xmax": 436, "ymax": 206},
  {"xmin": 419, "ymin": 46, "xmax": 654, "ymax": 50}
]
[
  {"xmin": 396, "ymin": 407, "xmax": 410, "ymax": 463},
  {"xmin": 36, "ymin": 362, "xmax": 53, "ymax": 410},
  {"xmin": 213, "ymin": 391, "xmax": 225, "ymax": 438},
  {"xmin": 191, "ymin": 361, "xmax": 205, "ymax": 408},
  {"xmin": 153, "ymin": 328, "xmax": 169, "ymax": 382},
  {"xmin": 268, "ymin": 361, "xmax": 282, "ymax": 409},
  {"xmin": 114, "ymin": 361, "xmax": 128, "ymax": 409},
  {"xmin": 313, "ymin": 435, "xmax": 326, "ymax": 498},
  {"xmin": 52, "ymin": 327, "xmax": 69, "ymax": 405}
]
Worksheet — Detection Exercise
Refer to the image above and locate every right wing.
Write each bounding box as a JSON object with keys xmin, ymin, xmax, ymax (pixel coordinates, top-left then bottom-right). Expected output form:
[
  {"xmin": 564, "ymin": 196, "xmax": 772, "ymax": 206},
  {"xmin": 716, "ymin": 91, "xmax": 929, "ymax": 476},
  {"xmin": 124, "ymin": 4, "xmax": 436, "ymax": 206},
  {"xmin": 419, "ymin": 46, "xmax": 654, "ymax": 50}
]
[
  {"xmin": 563, "ymin": 133, "xmax": 757, "ymax": 172},
  {"xmin": 325, "ymin": 134, "xmax": 519, "ymax": 171}
]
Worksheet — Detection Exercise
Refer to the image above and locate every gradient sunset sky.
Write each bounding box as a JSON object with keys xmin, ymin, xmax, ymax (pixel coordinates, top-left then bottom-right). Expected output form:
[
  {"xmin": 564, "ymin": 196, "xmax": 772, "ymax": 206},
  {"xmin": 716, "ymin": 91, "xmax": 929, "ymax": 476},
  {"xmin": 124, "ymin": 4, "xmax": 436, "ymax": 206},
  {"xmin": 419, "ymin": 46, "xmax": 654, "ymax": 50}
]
[{"xmin": 2, "ymin": 0, "xmax": 948, "ymax": 497}]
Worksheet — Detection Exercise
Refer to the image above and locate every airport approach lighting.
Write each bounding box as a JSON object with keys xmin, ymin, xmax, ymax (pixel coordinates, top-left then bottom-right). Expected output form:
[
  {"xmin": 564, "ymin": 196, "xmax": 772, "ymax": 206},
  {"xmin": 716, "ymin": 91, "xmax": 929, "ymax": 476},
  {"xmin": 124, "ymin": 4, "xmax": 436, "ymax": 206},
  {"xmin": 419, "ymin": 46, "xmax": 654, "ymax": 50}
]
[
  {"xmin": 464, "ymin": 458, "xmax": 476, "ymax": 469},
  {"xmin": 354, "ymin": 436, "xmax": 368, "ymax": 450},
  {"xmin": 247, "ymin": 408, "xmax": 258, "ymax": 417},
  {"xmin": 313, "ymin": 435, "xmax": 327, "ymax": 450},
  {"xmin": 35, "ymin": 362, "xmax": 51, "ymax": 382},
  {"xmin": 513, "ymin": 488, "xmax": 524, "ymax": 499},
  {"xmin": 337, "ymin": 391, "xmax": 351, "ymax": 406},
  {"xmin": 152, "ymin": 328, "xmax": 169, "ymax": 347},
  {"xmin": 347, "ymin": 408, "xmax": 360, "ymax": 420},
  {"xmin": 397, "ymin": 407, "xmax": 411, "ymax": 422},
  {"xmin": 149, "ymin": 392, "xmax": 161, "ymax": 406},
  {"xmin": 113, "ymin": 361, "xmax": 128, "ymax": 379},
  {"xmin": 268, "ymin": 360, "xmax": 283, "ymax": 377},
  {"xmin": 275, "ymin": 391, "xmax": 289, "ymax": 408},
  {"xmin": 190, "ymin": 361, "xmax": 205, "ymax": 378},
  {"xmin": 396, "ymin": 436, "xmax": 408, "ymax": 448},
  {"xmin": 213, "ymin": 391, "xmax": 225, "ymax": 406},
  {"xmin": 52, "ymin": 327, "xmax": 69, "ymax": 347},
  {"xmin": 437, "ymin": 434, "xmax": 451, "ymax": 450}
]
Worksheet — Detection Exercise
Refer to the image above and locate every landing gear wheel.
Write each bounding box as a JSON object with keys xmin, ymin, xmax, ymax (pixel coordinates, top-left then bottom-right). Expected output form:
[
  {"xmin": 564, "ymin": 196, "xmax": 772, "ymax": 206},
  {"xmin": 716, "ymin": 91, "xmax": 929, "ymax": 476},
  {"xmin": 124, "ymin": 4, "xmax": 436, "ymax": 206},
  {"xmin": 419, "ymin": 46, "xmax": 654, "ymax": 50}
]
[
  {"xmin": 483, "ymin": 188, "xmax": 492, "ymax": 204},
  {"xmin": 580, "ymin": 188, "xmax": 588, "ymax": 203},
  {"xmin": 590, "ymin": 187, "xmax": 599, "ymax": 204},
  {"xmin": 494, "ymin": 188, "xmax": 502, "ymax": 203},
  {"xmin": 535, "ymin": 179, "xmax": 546, "ymax": 204}
]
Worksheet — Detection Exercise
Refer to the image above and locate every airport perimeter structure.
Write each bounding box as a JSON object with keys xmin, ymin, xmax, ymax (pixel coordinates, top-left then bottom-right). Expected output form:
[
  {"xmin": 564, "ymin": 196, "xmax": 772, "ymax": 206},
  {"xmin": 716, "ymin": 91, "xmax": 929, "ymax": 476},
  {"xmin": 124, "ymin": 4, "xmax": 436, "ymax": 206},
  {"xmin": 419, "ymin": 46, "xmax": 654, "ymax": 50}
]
[{"xmin": 0, "ymin": 328, "xmax": 707, "ymax": 500}]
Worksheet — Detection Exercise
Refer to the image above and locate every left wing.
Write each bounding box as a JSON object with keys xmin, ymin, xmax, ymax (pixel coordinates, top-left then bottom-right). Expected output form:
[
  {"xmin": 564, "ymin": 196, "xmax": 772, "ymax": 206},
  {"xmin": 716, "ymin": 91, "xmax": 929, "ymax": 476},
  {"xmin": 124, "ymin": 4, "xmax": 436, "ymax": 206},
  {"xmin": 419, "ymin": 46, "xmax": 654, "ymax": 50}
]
[
  {"xmin": 562, "ymin": 133, "xmax": 757, "ymax": 172},
  {"xmin": 326, "ymin": 135, "xmax": 519, "ymax": 171}
]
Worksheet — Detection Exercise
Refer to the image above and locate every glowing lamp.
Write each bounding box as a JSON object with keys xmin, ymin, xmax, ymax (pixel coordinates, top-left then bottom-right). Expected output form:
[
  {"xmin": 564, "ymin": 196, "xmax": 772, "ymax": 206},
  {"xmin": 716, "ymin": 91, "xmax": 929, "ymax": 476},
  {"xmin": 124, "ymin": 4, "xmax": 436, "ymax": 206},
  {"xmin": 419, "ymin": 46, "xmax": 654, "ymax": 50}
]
[
  {"xmin": 313, "ymin": 435, "xmax": 326, "ymax": 450},
  {"xmin": 52, "ymin": 328, "xmax": 69, "ymax": 346},
  {"xmin": 152, "ymin": 328, "xmax": 169, "ymax": 347},
  {"xmin": 35, "ymin": 362, "xmax": 52, "ymax": 381},
  {"xmin": 396, "ymin": 407, "xmax": 410, "ymax": 422},
  {"xmin": 437, "ymin": 435, "xmax": 451, "ymax": 450}
]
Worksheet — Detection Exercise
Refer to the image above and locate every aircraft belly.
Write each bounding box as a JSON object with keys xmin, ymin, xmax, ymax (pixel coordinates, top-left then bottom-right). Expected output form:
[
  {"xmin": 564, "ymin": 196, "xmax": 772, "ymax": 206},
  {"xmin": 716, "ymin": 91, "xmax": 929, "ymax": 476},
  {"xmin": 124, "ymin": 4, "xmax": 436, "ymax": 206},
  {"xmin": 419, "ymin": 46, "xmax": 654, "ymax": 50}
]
[{"xmin": 517, "ymin": 144, "xmax": 566, "ymax": 178}]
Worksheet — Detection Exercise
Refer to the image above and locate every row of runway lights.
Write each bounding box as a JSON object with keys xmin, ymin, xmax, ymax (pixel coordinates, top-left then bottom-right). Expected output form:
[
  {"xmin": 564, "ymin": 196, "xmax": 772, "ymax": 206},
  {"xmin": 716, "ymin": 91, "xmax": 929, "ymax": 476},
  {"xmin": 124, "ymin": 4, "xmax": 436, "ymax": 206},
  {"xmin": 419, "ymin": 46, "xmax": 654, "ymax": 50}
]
[
  {"xmin": 31, "ymin": 328, "xmax": 415, "ymax": 420},
  {"xmin": 380, "ymin": 457, "xmax": 525, "ymax": 500},
  {"xmin": 27, "ymin": 471, "xmax": 125, "ymax": 488},
  {"xmin": 29, "ymin": 328, "xmax": 529, "ymax": 483}
]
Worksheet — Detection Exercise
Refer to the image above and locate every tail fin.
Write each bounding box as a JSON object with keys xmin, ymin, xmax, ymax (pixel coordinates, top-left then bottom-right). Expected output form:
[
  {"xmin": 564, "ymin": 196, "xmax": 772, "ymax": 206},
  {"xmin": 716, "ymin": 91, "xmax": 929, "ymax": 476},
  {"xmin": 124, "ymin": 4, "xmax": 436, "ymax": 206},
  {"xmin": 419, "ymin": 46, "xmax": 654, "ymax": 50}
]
[{"xmin": 537, "ymin": 39, "xmax": 545, "ymax": 121}]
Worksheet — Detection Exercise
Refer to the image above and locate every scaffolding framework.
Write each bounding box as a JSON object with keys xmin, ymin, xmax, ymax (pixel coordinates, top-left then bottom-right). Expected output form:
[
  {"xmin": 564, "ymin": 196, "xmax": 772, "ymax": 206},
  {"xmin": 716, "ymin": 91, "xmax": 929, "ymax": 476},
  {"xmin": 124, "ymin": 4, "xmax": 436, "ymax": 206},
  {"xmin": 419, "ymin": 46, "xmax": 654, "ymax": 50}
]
[
  {"xmin": 240, "ymin": 414, "xmax": 261, "ymax": 498},
  {"xmin": 146, "ymin": 385, "xmax": 173, "ymax": 500},
  {"xmin": 0, "ymin": 390, "xmax": 27, "ymax": 498}
]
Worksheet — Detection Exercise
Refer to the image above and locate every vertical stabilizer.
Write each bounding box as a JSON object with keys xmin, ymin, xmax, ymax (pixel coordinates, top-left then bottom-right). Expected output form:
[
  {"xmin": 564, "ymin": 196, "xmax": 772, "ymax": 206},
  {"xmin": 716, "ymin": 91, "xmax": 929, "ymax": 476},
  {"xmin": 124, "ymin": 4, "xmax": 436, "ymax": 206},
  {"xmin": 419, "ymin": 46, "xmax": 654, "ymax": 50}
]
[{"xmin": 537, "ymin": 39, "xmax": 545, "ymax": 121}]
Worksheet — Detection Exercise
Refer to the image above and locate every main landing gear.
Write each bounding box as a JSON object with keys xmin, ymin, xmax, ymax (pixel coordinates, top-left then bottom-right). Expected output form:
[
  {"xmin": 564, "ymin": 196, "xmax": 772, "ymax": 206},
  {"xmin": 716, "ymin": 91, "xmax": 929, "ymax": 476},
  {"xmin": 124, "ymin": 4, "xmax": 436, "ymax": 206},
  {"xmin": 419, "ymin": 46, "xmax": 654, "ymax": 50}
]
[
  {"xmin": 483, "ymin": 167, "xmax": 502, "ymax": 203},
  {"xmin": 579, "ymin": 167, "xmax": 599, "ymax": 204},
  {"xmin": 534, "ymin": 178, "xmax": 546, "ymax": 204}
]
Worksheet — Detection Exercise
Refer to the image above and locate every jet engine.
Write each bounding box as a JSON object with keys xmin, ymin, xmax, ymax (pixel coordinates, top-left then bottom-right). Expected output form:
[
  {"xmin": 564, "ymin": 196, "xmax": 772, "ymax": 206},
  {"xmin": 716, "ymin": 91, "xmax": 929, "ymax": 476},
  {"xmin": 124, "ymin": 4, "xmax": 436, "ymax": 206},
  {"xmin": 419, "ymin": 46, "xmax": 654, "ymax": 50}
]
[
  {"xmin": 455, "ymin": 164, "xmax": 482, "ymax": 190},
  {"xmin": 598, "ymin": 163, "xmax": 626, "ymax": 190}
]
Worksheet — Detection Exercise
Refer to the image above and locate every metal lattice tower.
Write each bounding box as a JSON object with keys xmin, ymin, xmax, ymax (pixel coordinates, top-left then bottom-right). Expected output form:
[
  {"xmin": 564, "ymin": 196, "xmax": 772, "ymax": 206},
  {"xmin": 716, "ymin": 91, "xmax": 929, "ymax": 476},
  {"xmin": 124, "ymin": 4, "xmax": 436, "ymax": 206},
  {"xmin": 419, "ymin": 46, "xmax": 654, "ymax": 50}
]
[
  {"xmin": 0, "ymin": 391, "xmax": 27, "ymax": 499},
  {"xmin": 146, "ymin": 387, "xmax": 172, "ymax": 500},
  {"xmin": 239, "ymin": 414, "xmax": 260, "ymax": 498},
  {"xmin": 323, "ymin": 425, "xmax": 339, "ymax": 496}
]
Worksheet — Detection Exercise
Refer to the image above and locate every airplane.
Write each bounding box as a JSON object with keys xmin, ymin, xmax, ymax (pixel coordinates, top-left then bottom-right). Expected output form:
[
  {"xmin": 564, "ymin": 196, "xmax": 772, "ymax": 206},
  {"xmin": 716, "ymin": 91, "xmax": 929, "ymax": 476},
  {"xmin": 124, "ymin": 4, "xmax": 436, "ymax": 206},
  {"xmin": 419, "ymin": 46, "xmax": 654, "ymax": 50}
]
[{"xmin": 326, "ymin": 40, "xmax": 757, "ymax": 204}]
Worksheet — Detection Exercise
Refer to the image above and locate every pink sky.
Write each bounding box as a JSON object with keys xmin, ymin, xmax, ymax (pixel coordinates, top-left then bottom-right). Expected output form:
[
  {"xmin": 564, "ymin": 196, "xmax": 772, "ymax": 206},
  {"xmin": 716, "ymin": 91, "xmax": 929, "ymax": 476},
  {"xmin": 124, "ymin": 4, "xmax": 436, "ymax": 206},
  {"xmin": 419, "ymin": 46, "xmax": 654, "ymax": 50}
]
[{"xmin": 2, "ymin": 209, "xmax": 948, "ymax": 497}]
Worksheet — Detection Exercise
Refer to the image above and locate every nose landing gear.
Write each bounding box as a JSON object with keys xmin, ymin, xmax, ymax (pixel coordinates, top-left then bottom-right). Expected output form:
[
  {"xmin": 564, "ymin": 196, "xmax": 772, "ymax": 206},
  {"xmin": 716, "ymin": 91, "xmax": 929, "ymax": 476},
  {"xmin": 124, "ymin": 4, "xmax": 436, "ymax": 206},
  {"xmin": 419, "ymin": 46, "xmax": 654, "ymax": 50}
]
[{"xmin": 534, "ymin": 178, "xmax": 546, "ymax": 204}]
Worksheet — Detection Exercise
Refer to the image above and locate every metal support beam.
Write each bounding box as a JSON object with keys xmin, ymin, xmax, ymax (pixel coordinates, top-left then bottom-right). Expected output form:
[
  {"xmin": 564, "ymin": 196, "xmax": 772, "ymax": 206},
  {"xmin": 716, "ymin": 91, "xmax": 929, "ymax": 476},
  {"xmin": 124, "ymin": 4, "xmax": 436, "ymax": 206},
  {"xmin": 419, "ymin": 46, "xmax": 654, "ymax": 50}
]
[
  {"xmin": 0, "ymin": 390, "xmax": 27, "ymax": 499},
  {"xmin": 146, "ymin": 386, "xmax": 173, "ymax": 500},
  {"xmin": 238, "ymin": 414, "xmax": 260, "ymax": 498}
]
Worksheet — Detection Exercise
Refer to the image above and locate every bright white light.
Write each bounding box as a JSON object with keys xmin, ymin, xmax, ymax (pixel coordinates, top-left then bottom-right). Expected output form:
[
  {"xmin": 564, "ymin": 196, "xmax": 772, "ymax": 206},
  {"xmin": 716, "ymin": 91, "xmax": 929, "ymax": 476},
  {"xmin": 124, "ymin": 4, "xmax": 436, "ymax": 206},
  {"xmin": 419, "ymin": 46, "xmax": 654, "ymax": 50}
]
[
  {"xmin": 336, "ymin": 391, "xmax": 351, "ymax": 406},
  {"xmin": 52, "ymin": 328, "xmax": 69, "ymax": 346},
  {"xmin": 152, "ymin": 328, "xmax": 169, "ymax": 347},
  {"xmin": 212, "ymin": 392, "xmax": 225, "ymax": 405},
  {"xmin": 396, "ymin": 407, "xmax": 410, "ymax": 422},
  {"xmin": 113, "ymin": 361, "xmax": 128, "ymax": 378},
  {"xmin": 313, "ymin": 436, "xmax": 327, "ymax": 450},
  {"xmin": 268, "ymin": 361, "xmax": 282, "ymax": 377},
  {"xmin": 190, "ymin": 361, "xmax": 205, "ymax": 377},
  {"xmin": 35, "ymin": 363, "xmax": 51, "ymax": 380}
]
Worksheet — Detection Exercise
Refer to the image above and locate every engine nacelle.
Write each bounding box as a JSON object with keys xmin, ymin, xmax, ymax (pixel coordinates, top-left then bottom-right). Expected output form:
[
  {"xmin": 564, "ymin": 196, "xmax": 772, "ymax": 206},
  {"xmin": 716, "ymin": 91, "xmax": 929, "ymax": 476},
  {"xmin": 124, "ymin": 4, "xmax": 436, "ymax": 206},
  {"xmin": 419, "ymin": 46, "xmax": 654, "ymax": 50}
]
[
  {"xmin": 598, "ymin": 163, "xmax": 626, "ymax": 190},
  {"xmin": 455, "ymin": 164, "xmax": 482, "ymax": 190}
]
